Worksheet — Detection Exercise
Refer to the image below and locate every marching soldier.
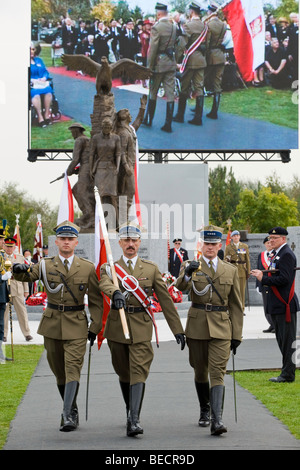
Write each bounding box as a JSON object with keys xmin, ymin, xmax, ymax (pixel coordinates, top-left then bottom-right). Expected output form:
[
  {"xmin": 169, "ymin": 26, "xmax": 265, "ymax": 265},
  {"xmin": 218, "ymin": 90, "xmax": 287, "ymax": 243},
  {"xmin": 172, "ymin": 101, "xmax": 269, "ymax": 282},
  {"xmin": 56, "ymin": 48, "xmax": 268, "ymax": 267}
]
[
  {"xmin": 3, "ymin": 237, "xmax": 32, "ymax": 342},
  {"xmin": 143, "ymin": 2, "xmax": 177, "ymax": 133},
  {"xmin": 12, "ymin": 221, "xmax": 103, "ymax": 432},
  {"xmin": 174, "ymin": 2, "xmax": 207, "ymax": 125},
  {"xmin": 176, "ymin": 225, "xmax": 243, "ymax": 435},
  {"xmin": 205, "ymin": 2, "xmax": 227, "ymax": 119},
  {"xmin": 224, "ymin": 230, "xmax": 251, "ymax": 311},
  {"xmin": 99, "ymin": 223, "xmax": 185, "ymax": 437}
]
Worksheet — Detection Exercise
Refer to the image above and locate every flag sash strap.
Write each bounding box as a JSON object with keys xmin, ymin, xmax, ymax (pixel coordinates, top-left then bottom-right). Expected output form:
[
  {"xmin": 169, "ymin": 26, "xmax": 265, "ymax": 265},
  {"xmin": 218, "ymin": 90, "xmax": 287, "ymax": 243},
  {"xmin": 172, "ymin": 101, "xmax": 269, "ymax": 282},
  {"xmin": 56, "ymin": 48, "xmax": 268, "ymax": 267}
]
[
  {"xmin": 180, "ymin": 25, "xmax": 208, "ymax": 73},
  {"xmin": 267, "ymin": 269, "xmax": 295, "ymax": 323},
  {"xmin": 174, "ymin": 248, "xmax": 183, "ymax": 263},
  {"xmin": 261, "ymin": 251, "xmax": 269, "ymax": 270},
  {"xmin": 114, "ymin": 263, "xmax": 159, "ymax": 346}
]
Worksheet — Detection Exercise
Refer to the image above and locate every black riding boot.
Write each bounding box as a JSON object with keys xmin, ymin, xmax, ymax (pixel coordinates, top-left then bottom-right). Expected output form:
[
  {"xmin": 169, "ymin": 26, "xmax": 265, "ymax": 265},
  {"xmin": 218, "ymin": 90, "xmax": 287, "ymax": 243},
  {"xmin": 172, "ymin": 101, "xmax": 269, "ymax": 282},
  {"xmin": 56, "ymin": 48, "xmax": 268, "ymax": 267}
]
[
  {"xmin": 161, "ymin": 102, "xmax": 174, "ymax": 133},
  {"xmin": 60, "ymin": 381, "xmax": 79, "ymax": 432},
  {"xmin": 195, "ymin": 381, "xmax": 210, "ymax": 427},
  {"xmin": 142, "ymin": 99, "xmax": 156, "ymax": 127},
  {"xmin": 206, "ymin": 92, "xmax": 221, "ymax": 119},
  {"xmin": 127, "ymin": 382, "xmax": 145, "ymax": 437},
  {"xmin": 173, "ymin": 94, "xmax": 187, "ymax": 123},
  {"xmin": 210, "ymin": 385, "xmax": 227, "ymax": 435},
  {"xmin": 188, "ymin": 96, "xmax": 204, "ymax": 125},
  {"xmin": 119, "ymin": 381, "xmax": 130, "ymax": 428}
]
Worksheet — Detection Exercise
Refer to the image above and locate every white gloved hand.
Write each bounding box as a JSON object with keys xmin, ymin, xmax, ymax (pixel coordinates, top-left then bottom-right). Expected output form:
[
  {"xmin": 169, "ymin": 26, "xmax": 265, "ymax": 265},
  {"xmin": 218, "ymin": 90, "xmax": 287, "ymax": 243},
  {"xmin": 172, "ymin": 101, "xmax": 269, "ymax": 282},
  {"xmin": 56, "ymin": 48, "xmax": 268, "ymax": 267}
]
[{"xmin": 2, "ymin": 272, "xmax": 12, "ymax": 281}]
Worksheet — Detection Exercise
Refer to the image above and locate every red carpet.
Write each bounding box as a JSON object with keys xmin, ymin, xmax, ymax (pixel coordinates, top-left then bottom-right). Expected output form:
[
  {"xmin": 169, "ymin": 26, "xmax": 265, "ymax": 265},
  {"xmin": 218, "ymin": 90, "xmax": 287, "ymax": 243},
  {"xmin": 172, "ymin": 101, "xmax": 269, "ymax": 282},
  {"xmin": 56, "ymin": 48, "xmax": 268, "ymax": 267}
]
[{"xmin": 48, "ymin": 66, "xmax": 124, "ymax": 88}]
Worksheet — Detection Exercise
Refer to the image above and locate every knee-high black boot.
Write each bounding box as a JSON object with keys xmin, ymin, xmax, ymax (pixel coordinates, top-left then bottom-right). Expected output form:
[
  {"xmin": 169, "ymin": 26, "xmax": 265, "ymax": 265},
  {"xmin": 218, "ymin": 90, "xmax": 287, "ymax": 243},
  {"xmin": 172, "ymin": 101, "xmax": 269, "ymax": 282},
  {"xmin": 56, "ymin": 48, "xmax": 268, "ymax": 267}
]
[
  {"xmin": 127, "ymin": 382, "xmax": 145, "ymax": 437},
  {"xmin": 60, "ymin": 381, "xmax": 79, "ymax": 432},
  {"xmin": 195, "ymin": 381, "xmax": 210, "ymax": 427},
  {"xmin": 119, "ymin": 381, "xmax": 130, "ymax": 426},
  {"xmin": 210, "ymin": 385, "xmax": 227, "ymax": 435},
  {"xmin": 161, "ymin": 102, "xmax": 174, "ymax": 133},
  {"xmin": 142, "ymin": 99, "xmax": 156, "ymax": 127},
  {"xmin": 173, "ymin": 94, "xmax": 187, "ymax": 123},
  {"xmin": 206, "ymin": 92, "xmax": 221, "ymax": 119},
  {"xmin": 188, "ymin": 96, "xmax": 204, "ymax": 125}
]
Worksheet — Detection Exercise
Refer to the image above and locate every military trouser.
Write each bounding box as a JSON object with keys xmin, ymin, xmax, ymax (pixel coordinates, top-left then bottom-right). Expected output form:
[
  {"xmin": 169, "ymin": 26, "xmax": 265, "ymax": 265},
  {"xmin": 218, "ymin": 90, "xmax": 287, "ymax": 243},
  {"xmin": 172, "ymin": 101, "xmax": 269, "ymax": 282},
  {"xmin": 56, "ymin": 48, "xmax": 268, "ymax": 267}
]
[
  {"xmin": 180, "ymin": 67, "xmax": 205, "ymax": 97},
  {"xmin": 108, "ymin": 339, "xmax": 154, "ymax": 384},
  {"xmin": 44, "ymin": 336, "xmax": 87, "ymax": 385},
  {"xmin": 205, "ymin": 64, "xmax": 225, "ymax": 93},
  {"xmin": 187, "ymin": 337, "xmax": 231, "ymax": 387},
  {"xmin": 149, "ymin": 71, "xmax": 175, "ymax": 102}
]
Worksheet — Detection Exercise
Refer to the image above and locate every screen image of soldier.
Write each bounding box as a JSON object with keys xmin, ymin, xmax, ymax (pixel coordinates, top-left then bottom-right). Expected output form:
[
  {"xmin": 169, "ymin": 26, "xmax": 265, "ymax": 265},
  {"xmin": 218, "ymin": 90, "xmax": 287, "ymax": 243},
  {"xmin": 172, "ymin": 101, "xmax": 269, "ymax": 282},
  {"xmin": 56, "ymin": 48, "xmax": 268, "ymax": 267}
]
[
  {"xmin": 169, "ymin": 237, "xmax": 189, "ymax": 278},
  {"xmin": 12, "ymin": 221, "xmax": 103, "ymax": 432},
  {"xmin": 99, "ymin": 223, "xmax": 185, "ymax": 437},
  {"xmin": 176, "ymin": 225, "xmax": 243, "ymax": 435},
  {"xmin": 251, "ymin": 227, "xmax": 299, "ymax": 383}
]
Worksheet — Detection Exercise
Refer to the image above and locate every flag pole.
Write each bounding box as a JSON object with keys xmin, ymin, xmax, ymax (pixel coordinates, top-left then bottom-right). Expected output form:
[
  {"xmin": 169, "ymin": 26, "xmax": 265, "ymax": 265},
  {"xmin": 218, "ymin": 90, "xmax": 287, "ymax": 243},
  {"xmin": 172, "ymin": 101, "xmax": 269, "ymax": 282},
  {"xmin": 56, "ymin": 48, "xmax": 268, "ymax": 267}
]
[{"xmin": 94, "ymin": 187, "xmax": 130, "ymax": 340}]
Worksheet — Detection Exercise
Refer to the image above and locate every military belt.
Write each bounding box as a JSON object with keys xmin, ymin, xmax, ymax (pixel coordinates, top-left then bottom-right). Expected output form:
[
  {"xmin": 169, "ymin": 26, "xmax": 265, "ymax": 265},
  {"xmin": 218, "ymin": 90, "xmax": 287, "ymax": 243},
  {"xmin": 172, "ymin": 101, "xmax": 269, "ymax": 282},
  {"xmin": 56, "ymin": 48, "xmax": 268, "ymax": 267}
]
[
  {"xmin": 47, "ymin": 302, "xmax": 85, "ymax": 312},
  {"xmin": 229, "ymin": 260, "xmax": 246, "ymax": 264},
  {"xmin": 191, "ymin": 302, "xmax": 228, "ymax": 312},
  {"xmin": 112, "ymin": 304, "xmax": 145, "ymax": 313}
]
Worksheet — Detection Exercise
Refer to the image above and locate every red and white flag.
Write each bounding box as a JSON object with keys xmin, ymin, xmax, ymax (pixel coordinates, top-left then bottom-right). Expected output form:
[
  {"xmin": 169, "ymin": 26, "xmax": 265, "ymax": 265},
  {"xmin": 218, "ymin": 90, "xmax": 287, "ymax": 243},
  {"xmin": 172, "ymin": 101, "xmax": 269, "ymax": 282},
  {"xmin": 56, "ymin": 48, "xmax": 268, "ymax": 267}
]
[
  {"xmin": 33, "ymin": 214, "xmax": 43, "ymax": 262},
  {"xmin": 222, "ymin": 0, "xmax": 265, "ymax": 82},
  {"xmin": 57, "ymin": 170, "xmax": 74, "ymax": 224},
  {"xmin": 13, "ymin": 215, "xmax": 22, "ymax": 255},
  {"xmin": 94, "ymin": 198, "xmax": 111, "ymax": 350}
]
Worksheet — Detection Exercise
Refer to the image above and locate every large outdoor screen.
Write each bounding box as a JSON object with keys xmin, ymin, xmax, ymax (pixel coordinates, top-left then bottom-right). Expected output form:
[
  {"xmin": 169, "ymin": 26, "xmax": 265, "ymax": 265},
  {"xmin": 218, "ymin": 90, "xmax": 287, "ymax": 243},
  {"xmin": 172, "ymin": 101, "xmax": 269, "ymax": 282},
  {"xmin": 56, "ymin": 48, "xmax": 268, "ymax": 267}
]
[{"xmin": 29, "ymin": 0, "xmax": 298, "ymax": 155}]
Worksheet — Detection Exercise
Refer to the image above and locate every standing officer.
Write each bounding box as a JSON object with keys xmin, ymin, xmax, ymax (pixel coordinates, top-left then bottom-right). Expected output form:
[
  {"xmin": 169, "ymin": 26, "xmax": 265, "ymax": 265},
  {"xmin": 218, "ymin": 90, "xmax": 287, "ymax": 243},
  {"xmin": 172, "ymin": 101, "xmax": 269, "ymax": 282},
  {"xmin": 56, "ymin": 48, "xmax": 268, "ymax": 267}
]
[
  {"xmin": 143, "ymin": 2, "xmax": 177, "ymax": 133},
  {"xmin": 0, "ymin": 228, "xmax": 12, "ymax": 362},
  {"xmin": 205, "ymin": 2, "xmax": 227, "ymax": 119},
  {"xmin": 225, "ymin": 230, "xmax": 251, "ymax": 311},
  {"xmin": 3, "ymin": 237, "xmax": 32, "ymax": 342},
  {"xmin": 99, "ymin": 223, "xmax": 185, "ymax": 437},
  {"xmin": 255, "ymin": 236, "xmax": 275, "ymax": 333},
  {"xmin": 174, "ymin": 2, "xmax": 207, "ymax": 125},
  {"xmin": 176, "ymin": 225, "xmax": 243, "ymax": 435},
  {"xmin": 251, "ymin": 227, "xmax": 299, "ymax": 383},
  {"xmin": 12, "ymin": 221, "xmax": 103, "ymax": 432},
  {"xmin": 169, "ymin": 237, "xmax": 189, "ymax": 278}
]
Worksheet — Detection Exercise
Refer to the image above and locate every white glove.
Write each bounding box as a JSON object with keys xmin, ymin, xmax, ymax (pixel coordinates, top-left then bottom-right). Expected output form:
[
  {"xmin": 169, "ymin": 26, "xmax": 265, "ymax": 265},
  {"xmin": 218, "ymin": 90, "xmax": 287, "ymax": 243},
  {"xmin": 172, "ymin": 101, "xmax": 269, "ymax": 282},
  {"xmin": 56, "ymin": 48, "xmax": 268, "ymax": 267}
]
[{"xmin": 2, "ymin": 272, "xmax": 12, "ymax": 281}]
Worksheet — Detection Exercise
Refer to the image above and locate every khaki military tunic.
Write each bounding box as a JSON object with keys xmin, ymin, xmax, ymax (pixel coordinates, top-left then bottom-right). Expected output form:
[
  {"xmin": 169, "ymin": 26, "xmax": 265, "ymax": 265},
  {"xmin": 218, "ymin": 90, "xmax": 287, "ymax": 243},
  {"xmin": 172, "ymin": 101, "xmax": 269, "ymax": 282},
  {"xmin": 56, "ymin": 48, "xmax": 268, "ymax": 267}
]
[
  {"xmin": 176, "ymin": 257, "xmax": 243, "ymax": 386},
  {"xmin": 147, "ymin": 17, "xmax": 177, "ymax": 101},
  {"xmin": 99, "ymin": 256, "xmax": 184, "ymax": 383},
  {"xmin": 205, "ymin": 16, "xmax": 227, "ymax": 93},
  {"xmin": 224, "ymin": 242, "xmax": 251, "ymax": 310},
  {"xmin": 176, "ymin": 17, "xmax": 207, "ymax": 97}
]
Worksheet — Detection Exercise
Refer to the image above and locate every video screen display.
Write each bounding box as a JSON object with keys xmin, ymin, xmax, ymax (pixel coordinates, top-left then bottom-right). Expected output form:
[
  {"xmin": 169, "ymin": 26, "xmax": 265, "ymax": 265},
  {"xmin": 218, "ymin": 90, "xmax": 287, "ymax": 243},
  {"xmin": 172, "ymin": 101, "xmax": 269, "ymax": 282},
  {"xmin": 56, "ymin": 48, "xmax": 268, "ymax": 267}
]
[{"xmin": 29, "ymin": 0, "xmax": 298, "ymax": 153}]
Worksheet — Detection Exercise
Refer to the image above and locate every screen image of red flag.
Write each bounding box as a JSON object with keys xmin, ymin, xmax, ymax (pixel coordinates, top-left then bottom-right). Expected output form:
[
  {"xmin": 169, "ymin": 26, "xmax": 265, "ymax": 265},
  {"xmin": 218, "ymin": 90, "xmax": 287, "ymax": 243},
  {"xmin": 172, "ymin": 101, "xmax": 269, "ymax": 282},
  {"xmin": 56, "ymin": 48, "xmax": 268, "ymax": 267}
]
[
  {"xmin": 13, "ymin": 215, "xmax": 22, "ymax": 255},
  {"xmin": 57, "ymin": 170, "xmax": 74, "ymax": 224},
  {"xmin": 222, "ymin": 0, "xmax": 265, "ymax": 82},
  {"xmin": 130, "ymin": 125, "xmax": 142, "ymax": 227},
  {"xmin": 33, "ymin": 214, "xmax": 43, "ymax": 262},
  {"xmin": 94, "ymin": 198, "xmax": 111, "ymax": 350}
]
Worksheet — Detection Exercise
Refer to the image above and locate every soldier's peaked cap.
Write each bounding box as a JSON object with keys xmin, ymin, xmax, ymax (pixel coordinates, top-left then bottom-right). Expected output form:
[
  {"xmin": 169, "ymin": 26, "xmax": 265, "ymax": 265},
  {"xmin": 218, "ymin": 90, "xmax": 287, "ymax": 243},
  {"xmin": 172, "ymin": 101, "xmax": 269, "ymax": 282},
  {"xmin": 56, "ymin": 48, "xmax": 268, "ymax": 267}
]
[
  {"xmin": 231, "ymin": 230, "xmax": 240, "ymax": 237},
  {"xmin": 189, "ymin": 2, "xmax": 201, "ymax": 13},
  {"xmin": 54, "ymin": 220, "xmax": 80, "ymax": 237},
  {"xmin": 119, "ymin": 223, "xmax": 141, "ymax": 239},
  {"xmin": 0, "ymin": 228, "xmax": 5, "ymax": 238},
  {"xmin": 208, "ymin": 2, "xmax": 219, "ymax": 12},
  {"xmin": 4, "ymin": 237, "xmax": 17, "ymax": 246},
  {"xmin": 268, "ymin": 227, "xmax": 288, "ymax": 236},
  {"xmin": 200, "ymin": 225, "xmax": 223, "ymax": 243},
  {"xmin": 173, "ymin": 238, "xmax": 182, "ymax": 243},
  {"xmin": 155, "ymin": 2, "xmax": 168, "ymax": 11}
]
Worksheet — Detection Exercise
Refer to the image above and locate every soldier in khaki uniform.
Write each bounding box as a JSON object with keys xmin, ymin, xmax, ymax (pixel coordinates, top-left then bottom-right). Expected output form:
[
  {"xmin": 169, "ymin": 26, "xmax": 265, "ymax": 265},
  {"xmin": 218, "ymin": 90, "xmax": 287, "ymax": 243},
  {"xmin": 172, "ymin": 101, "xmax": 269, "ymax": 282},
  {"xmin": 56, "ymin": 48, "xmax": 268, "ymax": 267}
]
[
  {"xmin": 205, "ymin": 2, "xmax": 227, "ymax": 119},
  {"xmin": 176, "ymin": 225, "xmax": 243, "ymax": 435},
  {"xmin": 99, "ymin": 223, "xmax": 185, "ymax": 437},
  {"xmin": 174, "ymin": 2, "xmax": 207, "ymax": 125},
  {"xmin": 143, "ymin": 2, "xmax": 177, "ymax": 133},
  {"xmin": 12, "ymin": 221, "xmax": 103, "ymax": 432},
  {"xmin": 3, "ymin": 237, "xmax": 32, "ymax": 342},
  {"xmin": 224, "ymin": 230, "xmax": 251, "ymax": 311}
]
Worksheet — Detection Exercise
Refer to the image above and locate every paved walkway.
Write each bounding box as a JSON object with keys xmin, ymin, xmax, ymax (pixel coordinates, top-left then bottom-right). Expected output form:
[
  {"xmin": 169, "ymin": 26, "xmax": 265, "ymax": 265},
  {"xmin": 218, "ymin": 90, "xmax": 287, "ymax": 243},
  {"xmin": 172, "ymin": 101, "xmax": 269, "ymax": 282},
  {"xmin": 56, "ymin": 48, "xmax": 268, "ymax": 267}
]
[{"xmin": 2, "ymin": 306, "xmax": 300, "ymax": 451}]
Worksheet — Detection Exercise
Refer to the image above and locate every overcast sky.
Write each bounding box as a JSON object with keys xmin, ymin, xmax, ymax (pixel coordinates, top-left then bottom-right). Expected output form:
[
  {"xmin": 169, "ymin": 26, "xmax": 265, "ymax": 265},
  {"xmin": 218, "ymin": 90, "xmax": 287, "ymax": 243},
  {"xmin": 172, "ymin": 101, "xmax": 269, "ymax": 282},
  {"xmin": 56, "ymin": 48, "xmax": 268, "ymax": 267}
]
[{"xmin": 0, "ymin": 0, "xmax": 299, "ymax": 213}]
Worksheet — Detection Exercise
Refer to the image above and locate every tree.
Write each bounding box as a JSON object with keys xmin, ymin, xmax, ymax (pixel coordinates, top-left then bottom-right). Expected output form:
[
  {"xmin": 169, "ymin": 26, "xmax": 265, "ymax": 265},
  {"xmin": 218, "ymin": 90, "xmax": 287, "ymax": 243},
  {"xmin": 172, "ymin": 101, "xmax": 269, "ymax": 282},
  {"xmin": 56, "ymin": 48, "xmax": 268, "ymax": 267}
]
[
  {"xmin": 275, "ymin": 0, "xmax": 299, "ymax": 18},
  {"xmin": 91, "ymin": 1, "xmax": 115, "ymax": 23},
  {"xmin": 0, "ymin": 183, "xmax": 58, "ymax": 252},
  {"xmin": 209, "ymin": 166, "xmax": 242, "ymax": 229},
  {"xmin": 235, "ymin": 186, "xmax": 299, "ymax": 233}
]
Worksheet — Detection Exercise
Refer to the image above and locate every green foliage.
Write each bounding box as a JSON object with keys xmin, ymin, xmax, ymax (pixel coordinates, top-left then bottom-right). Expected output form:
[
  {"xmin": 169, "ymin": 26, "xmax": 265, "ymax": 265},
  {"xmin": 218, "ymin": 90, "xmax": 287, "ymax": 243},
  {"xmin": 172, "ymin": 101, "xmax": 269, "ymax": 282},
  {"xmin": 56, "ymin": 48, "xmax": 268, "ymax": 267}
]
[
  {"xmin": 0, "ymin": 182, "xmax": 58, "ymax": 252},
  {"xmin": 275, "ymin": 0, "xmax": 299, "ymax": 18},
  {"xmin": 235, "ymin": 186, "xmax": 299, "ymax": 232}
]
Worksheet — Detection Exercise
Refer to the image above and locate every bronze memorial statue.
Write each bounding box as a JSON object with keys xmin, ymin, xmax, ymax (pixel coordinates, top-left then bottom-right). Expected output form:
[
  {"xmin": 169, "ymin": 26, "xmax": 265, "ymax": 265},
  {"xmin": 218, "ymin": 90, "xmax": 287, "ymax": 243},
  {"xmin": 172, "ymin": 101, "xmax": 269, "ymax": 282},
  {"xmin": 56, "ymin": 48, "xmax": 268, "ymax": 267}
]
[{"xmin": 60, "ymin": 54, "xmax": 151, "ymax": 230}]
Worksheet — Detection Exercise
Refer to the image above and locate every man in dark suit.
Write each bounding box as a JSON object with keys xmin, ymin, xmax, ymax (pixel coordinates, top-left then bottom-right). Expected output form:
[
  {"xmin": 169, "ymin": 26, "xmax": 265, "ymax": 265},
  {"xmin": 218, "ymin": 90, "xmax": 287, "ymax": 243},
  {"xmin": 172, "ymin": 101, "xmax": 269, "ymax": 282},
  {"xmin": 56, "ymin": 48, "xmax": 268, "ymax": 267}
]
[
  {"xmin": 0, "ymin": 228, "xmax": 12, "ymax": 362},
  {"xmin": 62, "ymin": 17, "xmax": 76, "ymax": 54},
  {"xmin": 251, "ymin": 227, "xmax": 299, "ymax": 383},
  {"xmin": 169, "ymin": 238, "xmax": 188, "ymax": 278},
  {"xmin": 255, "ymin": 237, "xmax": 275, "ymax": 333},
  {"xmin": 119, "ymin": 20, "xmax": 139, "ymax": 61}
]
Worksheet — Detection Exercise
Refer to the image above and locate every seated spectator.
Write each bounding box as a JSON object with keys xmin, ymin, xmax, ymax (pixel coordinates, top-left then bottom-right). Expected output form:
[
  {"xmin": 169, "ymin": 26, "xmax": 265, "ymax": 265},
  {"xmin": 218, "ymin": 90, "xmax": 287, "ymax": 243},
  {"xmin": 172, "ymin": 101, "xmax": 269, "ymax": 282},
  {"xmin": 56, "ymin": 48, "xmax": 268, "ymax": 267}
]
[
  {"xmin": 30, "ymin": 42, "xmax": 53, "ymax": 127},
  {"xmin": 84, "ymin": 35, "xmax": 96, "ymax": 59},
  {"xmin": 265, "ymin": 37, "xmax": 291, "ymax": 89}
]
